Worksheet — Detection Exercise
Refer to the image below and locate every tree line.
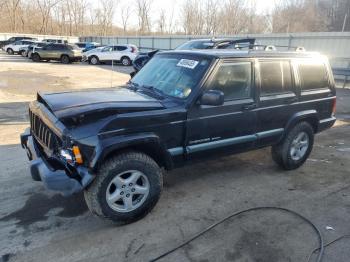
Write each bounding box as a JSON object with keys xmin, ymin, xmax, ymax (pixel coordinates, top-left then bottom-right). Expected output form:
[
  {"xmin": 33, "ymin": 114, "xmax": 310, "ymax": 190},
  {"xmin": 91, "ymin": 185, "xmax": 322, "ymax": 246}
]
[{"xmin": 0, "ymin": 0, "xmax": 349, "ymax": 37}]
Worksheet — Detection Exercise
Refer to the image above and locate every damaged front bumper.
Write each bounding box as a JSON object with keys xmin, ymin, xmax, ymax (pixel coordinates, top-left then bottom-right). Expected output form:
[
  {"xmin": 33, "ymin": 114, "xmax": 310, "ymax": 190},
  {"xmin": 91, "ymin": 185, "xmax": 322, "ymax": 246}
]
[{"xmin": 20, "ymin": 128, "xmax": 94, "ymax": 196}]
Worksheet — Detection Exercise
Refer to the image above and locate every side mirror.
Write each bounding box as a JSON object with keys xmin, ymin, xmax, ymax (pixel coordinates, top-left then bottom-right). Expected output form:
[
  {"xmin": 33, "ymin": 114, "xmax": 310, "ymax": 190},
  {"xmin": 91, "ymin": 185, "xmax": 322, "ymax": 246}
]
[{"xmin": 200, "ymin": 90, "xmax": 224, "ymax": 106}]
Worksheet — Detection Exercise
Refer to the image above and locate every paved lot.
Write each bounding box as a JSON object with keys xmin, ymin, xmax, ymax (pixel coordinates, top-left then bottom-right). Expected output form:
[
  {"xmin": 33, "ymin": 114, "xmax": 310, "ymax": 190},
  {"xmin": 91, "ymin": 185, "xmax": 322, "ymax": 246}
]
[{"xmin": 1, "ymin": 52, "xmax": 350, "ymax": 262}]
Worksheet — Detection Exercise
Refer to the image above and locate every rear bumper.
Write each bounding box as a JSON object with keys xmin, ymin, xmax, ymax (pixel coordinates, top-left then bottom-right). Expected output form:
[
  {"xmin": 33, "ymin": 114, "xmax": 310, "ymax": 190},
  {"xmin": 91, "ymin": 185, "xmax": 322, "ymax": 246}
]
[
  {"xmin": 318, "ymin": 116, "xmax": 336, "ymax": 132},
  {"xmin": 20, "ymin": 128, "xmax": 94, "ymax": 196}
]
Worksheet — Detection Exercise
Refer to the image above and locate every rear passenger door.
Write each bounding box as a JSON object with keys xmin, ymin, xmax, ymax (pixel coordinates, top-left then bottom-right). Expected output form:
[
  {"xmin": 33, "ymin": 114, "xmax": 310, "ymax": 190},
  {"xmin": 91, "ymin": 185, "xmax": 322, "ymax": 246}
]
[
  {"xmin": 186, "ymin": 60, "xmax": 257, "ymax": 159},
  {"xmin": 113, "ymin": 46, "xmax": 127, "ymax": 60},
  {"xmin": 256, "ymin": 59, "xmax": 298, "ymax": 146}
]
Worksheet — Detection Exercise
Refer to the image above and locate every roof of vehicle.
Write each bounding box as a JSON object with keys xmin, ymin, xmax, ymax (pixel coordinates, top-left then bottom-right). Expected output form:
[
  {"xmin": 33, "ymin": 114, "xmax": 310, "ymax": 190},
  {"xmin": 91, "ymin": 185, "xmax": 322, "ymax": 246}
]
[{"xmin": 159, "ymin": 49, "xmax": 323, "ymax": 59}]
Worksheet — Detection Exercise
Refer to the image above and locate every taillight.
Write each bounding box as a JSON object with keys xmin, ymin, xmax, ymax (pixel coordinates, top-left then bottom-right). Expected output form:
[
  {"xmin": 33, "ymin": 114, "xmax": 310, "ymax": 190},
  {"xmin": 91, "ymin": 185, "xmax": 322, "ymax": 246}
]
[
  {"xmin": 332, "ymin": 98, "xmax": 336, "ymax": 115},
  {"xmin": 131, "ymin": 46, "xmax": 136, "ymax": 53}
]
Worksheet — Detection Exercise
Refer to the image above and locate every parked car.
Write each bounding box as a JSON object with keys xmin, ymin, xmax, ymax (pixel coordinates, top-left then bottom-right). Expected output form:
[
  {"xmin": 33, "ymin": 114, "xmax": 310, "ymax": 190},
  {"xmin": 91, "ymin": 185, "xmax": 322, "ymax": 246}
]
[
  {"xmin": 82, "ymin": 46, "xmax": 105, "ymax": 61},
  {"xmin": 27, "ymin": 42, "xmax": 48, "ymax": 58},
  {"xmin": 31, "ymin": 43, "xmax": 82, "ymax": 64},
  {"xmin": 21, "ymin": 49, "xmax": 336, "ymax": 224},
  {"xmin": 42, "ymin": 39, "xmax": 67, "ymax": 44},
  {"xmin": 132, "ymin": 38, "xmax": 256, "ymax": 73},
  {"xmin": 3, "ymin": 40, "xmax": 36, "ymax": 55},
  {"xmin": 86, "ymin": 44, "xmax": 138, "ymax": 66},
  {"xmin": 0, "ymin": 36, "xmax": 36, "ymax": 49},
  {"xmin": 75, "ymin": 42, "xmax": 101, "ymax": 52}
]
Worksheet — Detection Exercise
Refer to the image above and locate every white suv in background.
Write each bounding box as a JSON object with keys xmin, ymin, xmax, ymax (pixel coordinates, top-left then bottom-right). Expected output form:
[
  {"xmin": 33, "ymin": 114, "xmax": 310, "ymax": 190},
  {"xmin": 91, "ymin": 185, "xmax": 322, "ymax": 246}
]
[
  {"xmin": 86, "ymin": 44, "xmax": 138, "ymax": 66},
  {"xmin": 3, "ymin": 40, "xmax": 35, "ymax": 55}
]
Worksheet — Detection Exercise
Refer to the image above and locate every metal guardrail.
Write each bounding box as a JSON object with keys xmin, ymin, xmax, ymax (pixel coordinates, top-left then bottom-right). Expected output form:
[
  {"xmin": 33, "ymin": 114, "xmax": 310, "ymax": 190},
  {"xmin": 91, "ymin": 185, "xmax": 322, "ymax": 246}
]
[{"xmin": 333, "ymin": 68, "xmax": 350, "ymax": 88}]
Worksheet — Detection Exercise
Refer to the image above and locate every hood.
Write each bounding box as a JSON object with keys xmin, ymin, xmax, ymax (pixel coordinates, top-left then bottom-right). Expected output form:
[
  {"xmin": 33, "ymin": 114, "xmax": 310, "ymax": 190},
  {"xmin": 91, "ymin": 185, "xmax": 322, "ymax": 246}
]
[{"xmin": 37, "ymin": 87, "xmax": 165, "ymax": 122}]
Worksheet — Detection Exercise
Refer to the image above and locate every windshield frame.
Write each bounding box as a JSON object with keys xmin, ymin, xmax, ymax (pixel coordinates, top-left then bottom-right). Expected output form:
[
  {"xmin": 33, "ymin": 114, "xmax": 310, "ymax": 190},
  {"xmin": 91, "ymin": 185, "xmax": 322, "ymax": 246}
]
[{"xmin": 130, "ymin": 53, "xmax": 215, "ymax": 101}]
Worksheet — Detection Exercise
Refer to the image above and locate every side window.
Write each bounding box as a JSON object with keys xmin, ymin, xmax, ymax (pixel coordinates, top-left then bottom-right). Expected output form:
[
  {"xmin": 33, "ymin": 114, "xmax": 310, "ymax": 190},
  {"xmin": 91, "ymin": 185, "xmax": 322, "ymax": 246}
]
[
  {"xmin": 210, "ymin": 62, "xmax": 252, "ymax": 101},
  {"xmin": 117, "ymin": 46, "xmax": 127, "ymax": 51},
  {"xmin": 259, "ymin": 61, "xmax": 293, "ymax": 96},
  {"xmin": 102, "ymin": 46, "xmax": 112, "ymax": 52},
  {"xmin": 298, "ymin": 61, "xmax": 329, "ymax": 90}
]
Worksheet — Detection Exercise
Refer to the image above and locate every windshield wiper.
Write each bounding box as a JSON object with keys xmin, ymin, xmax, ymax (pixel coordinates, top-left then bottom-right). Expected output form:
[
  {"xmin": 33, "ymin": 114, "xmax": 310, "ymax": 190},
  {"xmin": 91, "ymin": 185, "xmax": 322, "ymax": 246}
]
[
  {"xmin": 140, "ymin": 85, "xmax": 165, "ymax": 99},
  {"xmin": 127, "ymin": 81, "xmax": 139, "ymax": 91}
]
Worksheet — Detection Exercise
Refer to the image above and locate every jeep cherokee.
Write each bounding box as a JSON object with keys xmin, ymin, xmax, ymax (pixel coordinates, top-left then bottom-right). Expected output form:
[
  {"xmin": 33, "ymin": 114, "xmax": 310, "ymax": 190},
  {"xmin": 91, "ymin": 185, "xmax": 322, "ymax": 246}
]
[{"xmin": 21, "ymin": 49, "xmax": 336, "ymax": 224}]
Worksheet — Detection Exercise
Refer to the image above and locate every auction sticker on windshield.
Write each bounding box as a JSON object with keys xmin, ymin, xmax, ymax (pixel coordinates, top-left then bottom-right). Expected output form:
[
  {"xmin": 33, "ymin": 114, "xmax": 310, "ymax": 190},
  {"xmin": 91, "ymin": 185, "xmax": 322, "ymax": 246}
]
[{"xmin": 177, "ymin": 59, "xmax": 199, "ymax": 69}]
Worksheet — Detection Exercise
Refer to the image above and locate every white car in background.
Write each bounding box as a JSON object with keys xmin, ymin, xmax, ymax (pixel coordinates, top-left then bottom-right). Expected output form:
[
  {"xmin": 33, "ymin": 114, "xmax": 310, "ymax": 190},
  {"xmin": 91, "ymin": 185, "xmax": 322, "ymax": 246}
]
[
  {"xmin": 3, "ymin": 40, "xmax": 36, "ymax": 55},
  {"xmin": 85, "ymin": 44, "xmax": 138, "ymax": 66}
]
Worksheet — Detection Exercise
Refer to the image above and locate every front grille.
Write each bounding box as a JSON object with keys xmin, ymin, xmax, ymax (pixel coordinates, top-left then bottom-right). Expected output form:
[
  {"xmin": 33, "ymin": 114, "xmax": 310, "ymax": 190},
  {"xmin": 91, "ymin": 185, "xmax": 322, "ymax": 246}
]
[{"xmin": 29, "ymin": 109, "xmax": 60, "ymax": 150}]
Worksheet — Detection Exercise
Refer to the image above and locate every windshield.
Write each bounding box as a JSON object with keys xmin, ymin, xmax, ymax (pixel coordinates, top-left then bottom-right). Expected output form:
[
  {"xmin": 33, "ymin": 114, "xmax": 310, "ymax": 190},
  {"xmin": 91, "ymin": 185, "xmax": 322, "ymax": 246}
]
[
  {"xmin": 176, "ymin": 40, "xmax": 214, "ymax": 50},
  {"xmin": 131, "ymin": 55, "xmax": 211, "ymax": 99}
]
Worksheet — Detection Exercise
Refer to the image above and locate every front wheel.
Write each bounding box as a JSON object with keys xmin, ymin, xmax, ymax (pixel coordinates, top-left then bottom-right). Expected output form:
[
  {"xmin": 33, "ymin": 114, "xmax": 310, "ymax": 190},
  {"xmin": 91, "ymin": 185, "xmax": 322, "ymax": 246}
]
[
  {"xmin": 89, "ymin": 55, "xmax": 100, "ymax": 65},
  {"xmin": 7, "ymin": 48, "xmax": 14, "ymax": 55},
  {"xmin": 84, "ymin": 151, "xmax": 163, "ymax": 224},
  {"xmin": 61, "ymin": 55, "xmax": 70, "ymax": 64},
  {"xmin": 271, "ymin": 122, "xmax": 314, "ymax": 170}
]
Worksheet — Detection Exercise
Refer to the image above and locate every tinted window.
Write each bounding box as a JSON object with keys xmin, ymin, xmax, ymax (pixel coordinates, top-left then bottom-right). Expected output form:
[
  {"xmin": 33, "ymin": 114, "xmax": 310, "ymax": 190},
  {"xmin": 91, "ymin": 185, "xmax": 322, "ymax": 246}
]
[
  {"xmin": 116, "ymin": 46, "xmax": 127, "ymax": 51},
  {"xmin": 53, "ymin": 44, "xmax": 66, "ymax": 50},
  {"xmin": 211, "ymin": 62, "xmax": 252, "ymax": 101},
  {"xmin": 298, "ymin": 61, "xmax": 329, "ymax": 90},
  {"xmin": 260, "ymin": 61, "xmax": 293, "ymax": 95}
]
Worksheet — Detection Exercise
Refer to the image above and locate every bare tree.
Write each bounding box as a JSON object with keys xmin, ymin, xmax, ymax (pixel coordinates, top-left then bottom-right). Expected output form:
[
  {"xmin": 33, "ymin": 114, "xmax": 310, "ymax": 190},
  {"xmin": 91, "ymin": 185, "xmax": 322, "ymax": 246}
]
[
  {"xmin": 3, "ymin": 0, "xmax": 21, "ymax": 32},
  {"xmin": 136, "ymin": 0, "xmax": 152, "ymax": 34},
  {"xmin": 121, "ymin": 4, "xmax": 131, "ymax": 35}
]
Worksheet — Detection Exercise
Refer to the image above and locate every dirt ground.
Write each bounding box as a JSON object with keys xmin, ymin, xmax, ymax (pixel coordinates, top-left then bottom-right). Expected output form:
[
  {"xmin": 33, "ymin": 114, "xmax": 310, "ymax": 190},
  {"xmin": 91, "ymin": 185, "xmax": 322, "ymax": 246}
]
[{"xmin": 1, "ymin": 52, "xmax": 350, "ymax": 262}]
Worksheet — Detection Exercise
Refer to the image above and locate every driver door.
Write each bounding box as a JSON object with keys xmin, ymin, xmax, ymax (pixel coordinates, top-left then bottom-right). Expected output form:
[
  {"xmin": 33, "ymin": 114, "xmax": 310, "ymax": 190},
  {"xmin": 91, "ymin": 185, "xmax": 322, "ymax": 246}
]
[
  {"xmin": 98, "ymin": 46, "xmax": 113, "ymax": 61},
  {"xmin": 185, "ymin": 60, "xmax": 258, "ymax": 160}
]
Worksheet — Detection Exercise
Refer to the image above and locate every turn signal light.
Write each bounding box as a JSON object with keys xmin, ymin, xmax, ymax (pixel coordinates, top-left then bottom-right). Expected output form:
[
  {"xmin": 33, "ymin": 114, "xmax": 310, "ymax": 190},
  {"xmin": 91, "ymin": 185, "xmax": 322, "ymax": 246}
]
[
  {"xmin": 72, "ymin": 146, "xmax": 83, "ymax": 164},
  {"xmin": 332, "ymin": 98, "xmax": 336, "ymax": 115}
]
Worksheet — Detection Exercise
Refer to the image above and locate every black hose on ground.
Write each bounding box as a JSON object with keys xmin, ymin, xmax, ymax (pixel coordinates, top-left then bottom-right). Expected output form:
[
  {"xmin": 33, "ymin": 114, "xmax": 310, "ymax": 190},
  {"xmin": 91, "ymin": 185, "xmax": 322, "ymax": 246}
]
[{"xmin": 150, "ymin": 207, "xmax": 324, "ymax": 262}]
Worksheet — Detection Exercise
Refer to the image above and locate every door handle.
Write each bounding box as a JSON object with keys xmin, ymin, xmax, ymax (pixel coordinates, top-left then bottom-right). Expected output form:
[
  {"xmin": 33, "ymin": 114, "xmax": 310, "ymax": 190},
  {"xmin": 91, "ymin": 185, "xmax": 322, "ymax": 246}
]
[{"xmin": 242, "ymin": 103, "xmax": 257, "ymax": 110}]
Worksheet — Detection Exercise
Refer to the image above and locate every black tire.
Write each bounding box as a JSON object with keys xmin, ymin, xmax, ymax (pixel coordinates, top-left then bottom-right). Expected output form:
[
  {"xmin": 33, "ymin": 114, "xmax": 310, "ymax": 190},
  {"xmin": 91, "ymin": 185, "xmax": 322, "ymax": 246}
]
[
  {"xmin": 20, "ymin": 50, "xmax": 25, "ymax": 57},
  {"xmin": 31, "ymin": 53, "xmax": 41, "ymax": 62},
  {"xmin": 7, "ymin": 48, "xmax": 14, "ymax": 55},
  {"xmin": 271, "ymin": 122, "xmax": 314, "ymax": 170},
  {"xmin": 89, "ymin": 55, "xmax": 100, "ymax": 65},
  {"xmin": 84, "ymin": 151, "xmax": 163, "ymax": 224},
  {"xmin": 121, "ymin": 56, "xmax": 131, "ymax": 66},
  {"xmin": 61, "ymin": 55, "xmax": 70, "ymax": 64}
]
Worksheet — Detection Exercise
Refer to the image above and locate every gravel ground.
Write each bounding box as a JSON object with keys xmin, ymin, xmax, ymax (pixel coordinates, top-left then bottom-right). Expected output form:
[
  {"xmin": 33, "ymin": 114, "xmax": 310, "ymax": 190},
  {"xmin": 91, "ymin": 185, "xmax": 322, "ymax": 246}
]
[{"xmin": 0, "ymin": 52, "xmax": 350, "ymax": 262}]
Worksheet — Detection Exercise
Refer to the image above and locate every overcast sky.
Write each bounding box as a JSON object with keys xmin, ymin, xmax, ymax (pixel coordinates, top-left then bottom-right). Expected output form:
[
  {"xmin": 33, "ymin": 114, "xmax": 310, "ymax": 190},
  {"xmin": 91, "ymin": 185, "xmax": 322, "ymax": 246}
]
[{"xmin": 92, "ymin": 0, "xmax": 278, "ymax": 30}]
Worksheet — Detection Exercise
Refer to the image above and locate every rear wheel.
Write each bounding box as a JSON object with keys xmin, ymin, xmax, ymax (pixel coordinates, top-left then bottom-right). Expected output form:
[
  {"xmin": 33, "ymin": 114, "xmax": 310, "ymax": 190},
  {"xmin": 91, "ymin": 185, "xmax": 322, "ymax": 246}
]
[
  {"xmin": 20, "ymin": 50, "xmax": 26, "ymax": 57},
  {"xmin": 61, "ymin": 55, "xmax": 70, "ymax": 64},
  {"xmin": 271, "ymin": 122, "xmax": 314, "ymax": 170},
  {"xmin": 31, "ymin": 53, "xmax": 41, "ymax": 62},
  {"xmin": 121, "ymin": 56, "xmax": 131, "ymax": 66},
  {"xmin": 7, "ymin": 48, "xmax": 14, "ymax": 55},
  {"xmin": 89, "ymin": 55, "xmax": 100, "ymax": 65},
  {"xmin": 84, "ymin": 151, "xmax": 163, "ymax": 224}
]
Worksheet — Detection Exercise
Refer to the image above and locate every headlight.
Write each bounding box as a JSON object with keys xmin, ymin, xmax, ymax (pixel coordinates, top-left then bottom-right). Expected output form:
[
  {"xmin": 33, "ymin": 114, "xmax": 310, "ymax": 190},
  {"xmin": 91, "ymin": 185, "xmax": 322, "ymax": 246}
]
[
  {"xmin": 60, "ymin": 146, "xmax": 83, "ymax": 164},
  {"xmin": 60, "ymin": 149, "xmax": 73, "ymax": 163}
]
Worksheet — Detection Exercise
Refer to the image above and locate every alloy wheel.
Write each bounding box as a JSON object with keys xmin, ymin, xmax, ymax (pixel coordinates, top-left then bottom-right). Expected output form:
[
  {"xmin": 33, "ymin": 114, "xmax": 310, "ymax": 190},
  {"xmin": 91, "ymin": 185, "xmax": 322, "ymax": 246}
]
[{"xmin": 106, "ymin": 170, "xmax": 150, "ymax": 213}]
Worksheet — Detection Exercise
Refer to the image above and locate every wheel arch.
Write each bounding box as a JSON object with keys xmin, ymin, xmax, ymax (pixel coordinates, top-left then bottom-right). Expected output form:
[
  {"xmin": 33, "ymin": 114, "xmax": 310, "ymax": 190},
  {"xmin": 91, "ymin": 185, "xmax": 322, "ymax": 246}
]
[
  {"xmin": 284, "ymin": 110, "xmax": 319, "ymax": 137},
  {"xmin": 91, "ymin": 134, "xmax": 173, "ymax": 171}
]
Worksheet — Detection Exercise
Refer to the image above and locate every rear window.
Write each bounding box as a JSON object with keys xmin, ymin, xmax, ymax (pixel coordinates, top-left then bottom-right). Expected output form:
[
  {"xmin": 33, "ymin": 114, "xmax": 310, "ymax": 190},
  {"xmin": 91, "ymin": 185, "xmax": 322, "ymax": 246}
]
[
  {"xmin": 259, "ymin": 61, "xmax": 293, "ymax": 95},
  {"xmin": 115, "ymin": 46, "xmax": 127, "ymax": 51},
  {"xmin": 298, "ymin": 61, "xmax": 329, "ymax": 90}
]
